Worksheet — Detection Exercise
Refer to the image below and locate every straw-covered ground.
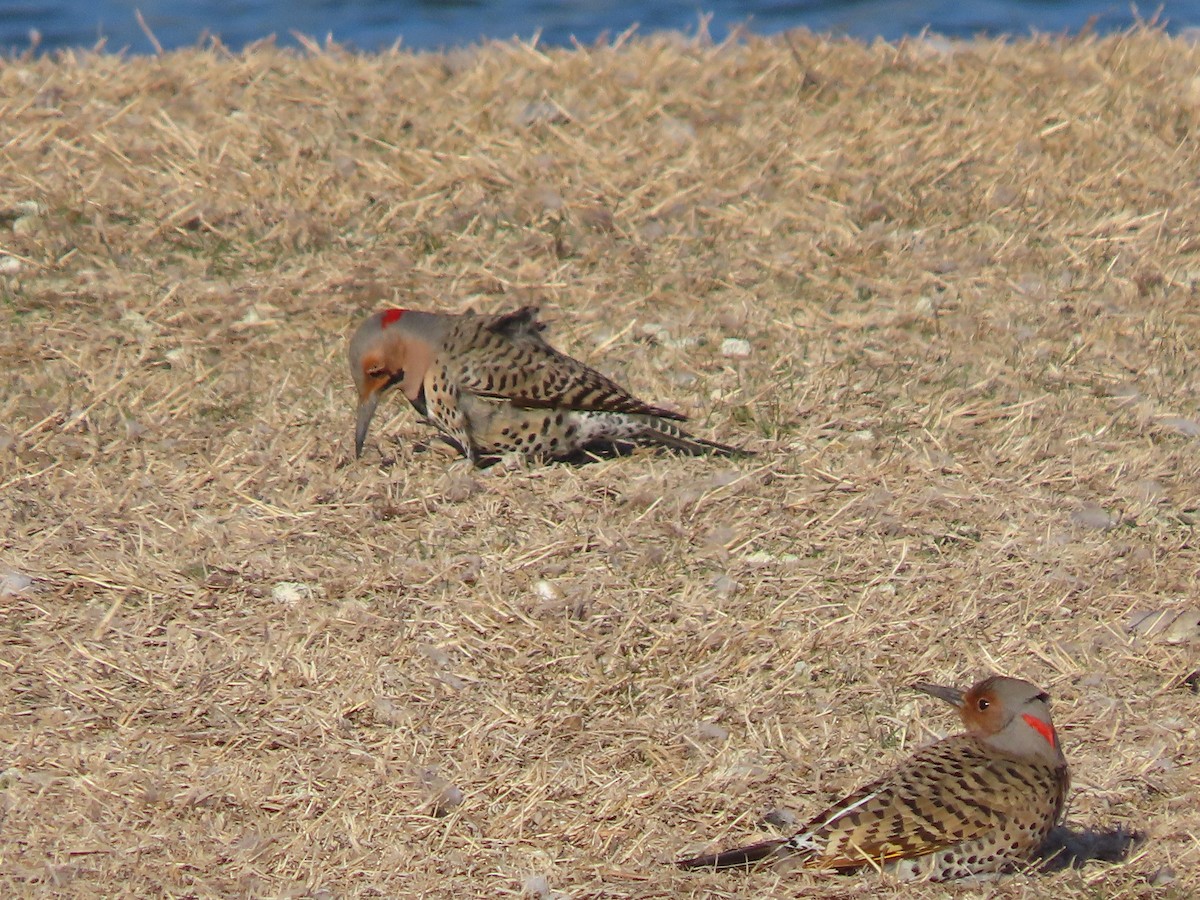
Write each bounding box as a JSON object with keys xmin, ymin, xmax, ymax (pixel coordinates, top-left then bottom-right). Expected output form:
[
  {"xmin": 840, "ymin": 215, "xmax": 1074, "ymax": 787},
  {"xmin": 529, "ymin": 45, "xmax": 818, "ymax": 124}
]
[{"xmin": 1, "ymin": 23, "xmax": 1198, "ymax": 899}]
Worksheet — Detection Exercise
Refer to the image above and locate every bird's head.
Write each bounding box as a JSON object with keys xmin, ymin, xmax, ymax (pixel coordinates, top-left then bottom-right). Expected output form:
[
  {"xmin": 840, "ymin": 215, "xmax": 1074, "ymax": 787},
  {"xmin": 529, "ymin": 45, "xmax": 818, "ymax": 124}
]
[
  {"xmin": 348, "ymin": 308, "xmax": 441, "ymax": 458},
  {"xmin": 913, "ymin": 675, "xmax": 1065, "ymax": 766}
]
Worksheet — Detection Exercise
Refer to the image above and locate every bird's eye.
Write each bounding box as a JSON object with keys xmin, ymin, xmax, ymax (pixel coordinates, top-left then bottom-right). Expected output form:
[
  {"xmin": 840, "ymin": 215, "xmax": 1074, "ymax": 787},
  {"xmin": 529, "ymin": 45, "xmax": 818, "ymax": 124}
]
[{"xmin": 977, "ymin": 698, "xmax": 991, "ymax": 711}]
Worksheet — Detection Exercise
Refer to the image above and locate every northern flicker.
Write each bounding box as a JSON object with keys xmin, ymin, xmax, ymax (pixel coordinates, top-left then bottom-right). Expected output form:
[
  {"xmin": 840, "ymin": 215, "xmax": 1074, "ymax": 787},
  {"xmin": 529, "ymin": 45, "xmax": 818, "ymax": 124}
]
[
  {"xmin": 677, "ymin": 676, "xmax": 1069, "ymax": 881},
  {"xmin": 349, "ymin": 306, "xmax": 749, "ymax": 463}
]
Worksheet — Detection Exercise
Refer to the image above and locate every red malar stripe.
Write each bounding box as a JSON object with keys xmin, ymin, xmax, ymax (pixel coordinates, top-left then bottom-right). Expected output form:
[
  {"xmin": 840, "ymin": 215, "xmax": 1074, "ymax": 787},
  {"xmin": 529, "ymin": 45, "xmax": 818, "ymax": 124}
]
[{"xmin": 1022, "ymin": 713, "xmax": 1057, "ymax": 749}]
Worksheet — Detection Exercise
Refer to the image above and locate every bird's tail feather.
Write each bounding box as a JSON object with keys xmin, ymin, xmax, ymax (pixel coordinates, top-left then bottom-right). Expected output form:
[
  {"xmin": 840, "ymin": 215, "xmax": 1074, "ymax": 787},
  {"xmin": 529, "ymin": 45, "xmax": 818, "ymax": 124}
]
[
  {"xmin": 636, "ymin": 420, "xmax": 753, "ymax": 457},
  {"xmin": 676, "ymin": 838, "xmax": 786, "ymax": 869}
]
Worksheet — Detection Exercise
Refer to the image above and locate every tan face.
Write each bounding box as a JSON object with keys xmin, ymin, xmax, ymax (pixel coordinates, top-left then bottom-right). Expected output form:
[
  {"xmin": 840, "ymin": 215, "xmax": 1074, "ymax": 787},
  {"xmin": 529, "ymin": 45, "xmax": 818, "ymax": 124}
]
[
  {"xmin": 959, "ymin": 681, "xmax": 1017, "ymax": 734},
  {"xmin": 355, "ymin": 349, "xmax": 396, "ymax": 403}
]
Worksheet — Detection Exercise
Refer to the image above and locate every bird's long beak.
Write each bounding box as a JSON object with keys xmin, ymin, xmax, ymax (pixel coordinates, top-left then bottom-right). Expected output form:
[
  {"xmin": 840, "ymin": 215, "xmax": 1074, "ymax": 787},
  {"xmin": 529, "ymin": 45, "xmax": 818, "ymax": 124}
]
[
  {"xmin": 355, "ymin": 392, "xmax": 380, "ymax": 458},
  {"xmin": 912, "ymin": 682, "xmax": 965, "ymax": 709}
]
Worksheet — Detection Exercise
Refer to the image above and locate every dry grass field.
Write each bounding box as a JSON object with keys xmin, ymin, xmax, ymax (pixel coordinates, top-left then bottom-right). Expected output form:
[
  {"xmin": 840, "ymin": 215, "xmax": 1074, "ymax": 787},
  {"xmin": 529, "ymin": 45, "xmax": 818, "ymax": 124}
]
[{"xmin": 1, "ymin": 23, "xmax": 1198, "ymax": 899}]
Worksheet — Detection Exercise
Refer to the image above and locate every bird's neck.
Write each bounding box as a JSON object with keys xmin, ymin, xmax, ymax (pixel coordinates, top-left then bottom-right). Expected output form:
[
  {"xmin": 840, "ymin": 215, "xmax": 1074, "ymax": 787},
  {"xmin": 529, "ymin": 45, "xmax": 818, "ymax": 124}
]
[{"xmin": 980, "ymin": 728, "xmax": 1066, "ymax": 769}]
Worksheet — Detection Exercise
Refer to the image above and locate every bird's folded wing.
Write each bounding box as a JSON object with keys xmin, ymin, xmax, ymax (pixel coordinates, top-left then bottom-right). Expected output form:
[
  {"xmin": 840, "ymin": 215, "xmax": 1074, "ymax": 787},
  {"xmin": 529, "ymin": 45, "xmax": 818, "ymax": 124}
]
[
  {"xmin": 454, "ymin": 312, "xmax": 687, "ymax": 419},
  {"xmin": 799, "ymin": 738, "xmax": 1020, "ymax": 869}
]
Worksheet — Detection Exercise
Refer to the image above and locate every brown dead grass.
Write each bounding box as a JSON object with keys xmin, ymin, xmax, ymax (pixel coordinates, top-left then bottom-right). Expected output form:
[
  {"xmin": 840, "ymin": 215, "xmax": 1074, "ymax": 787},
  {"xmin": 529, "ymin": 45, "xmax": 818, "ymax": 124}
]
[{"xmin": 1, "ymin": 24, "xmax": 1198, "ymax": 899}]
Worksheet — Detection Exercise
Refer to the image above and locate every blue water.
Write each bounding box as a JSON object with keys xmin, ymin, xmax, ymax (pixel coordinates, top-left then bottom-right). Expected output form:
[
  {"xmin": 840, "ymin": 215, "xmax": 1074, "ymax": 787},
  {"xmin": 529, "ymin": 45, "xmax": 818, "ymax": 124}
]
[{"xmin": 0, "ymin": 0, "xmax": 1192, "ymax": 56}]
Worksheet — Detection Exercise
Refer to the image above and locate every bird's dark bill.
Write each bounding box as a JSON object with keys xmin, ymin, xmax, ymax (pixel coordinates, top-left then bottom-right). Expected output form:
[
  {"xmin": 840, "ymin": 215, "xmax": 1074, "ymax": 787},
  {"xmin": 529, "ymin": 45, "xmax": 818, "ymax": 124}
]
[{"xmin": 355, "ymin": 394, "xmax": 380, "ymax": 458}]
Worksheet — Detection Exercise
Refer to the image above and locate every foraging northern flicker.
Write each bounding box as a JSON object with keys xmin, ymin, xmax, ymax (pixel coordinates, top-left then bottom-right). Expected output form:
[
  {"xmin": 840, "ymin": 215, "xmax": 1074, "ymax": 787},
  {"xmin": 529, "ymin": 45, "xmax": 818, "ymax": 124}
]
[
  {"xmin": 677, "ymin": 676, "xmax": 1069, "ymax": 881},
  {"xmin": 349, "ymin": 306, "xmax": 748, "ymax": 463}
]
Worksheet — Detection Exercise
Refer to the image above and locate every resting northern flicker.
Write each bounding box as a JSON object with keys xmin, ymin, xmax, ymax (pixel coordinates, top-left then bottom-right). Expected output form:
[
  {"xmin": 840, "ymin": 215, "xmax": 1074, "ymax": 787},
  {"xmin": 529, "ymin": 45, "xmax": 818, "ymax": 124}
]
[
  {"xmin": 677, "ymin": 676, "xmax": 1069, "ymax": 881},
  {"xmin": 349, "ymin": 306, "xmax": 749, "ymax": 463}
]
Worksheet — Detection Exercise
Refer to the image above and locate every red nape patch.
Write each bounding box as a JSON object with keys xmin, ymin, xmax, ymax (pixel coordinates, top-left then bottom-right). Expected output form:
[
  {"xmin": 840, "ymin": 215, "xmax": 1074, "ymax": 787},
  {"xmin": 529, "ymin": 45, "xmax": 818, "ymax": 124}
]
[
  {"xmin": 1022, "ymin": 713, "xmax": 1058, "ymax": 748},
  {"xmin": 381, "ymin": 309, "xmax": 406, "ymax": 327}
]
